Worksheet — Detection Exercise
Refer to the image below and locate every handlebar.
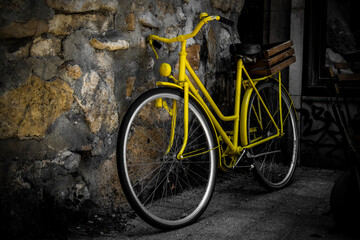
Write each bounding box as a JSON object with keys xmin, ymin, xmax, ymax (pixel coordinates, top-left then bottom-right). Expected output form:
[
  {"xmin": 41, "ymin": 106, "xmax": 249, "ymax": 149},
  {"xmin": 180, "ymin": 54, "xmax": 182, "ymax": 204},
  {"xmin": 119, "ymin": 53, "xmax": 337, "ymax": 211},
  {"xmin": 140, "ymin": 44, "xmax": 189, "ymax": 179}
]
[
  {"xmin": 218, "ymin": 16, "xmax": 234, "ymax": 27},
  {"xmin": 148, "ymin": 12, "xmax": 234, "ymax": 58}
]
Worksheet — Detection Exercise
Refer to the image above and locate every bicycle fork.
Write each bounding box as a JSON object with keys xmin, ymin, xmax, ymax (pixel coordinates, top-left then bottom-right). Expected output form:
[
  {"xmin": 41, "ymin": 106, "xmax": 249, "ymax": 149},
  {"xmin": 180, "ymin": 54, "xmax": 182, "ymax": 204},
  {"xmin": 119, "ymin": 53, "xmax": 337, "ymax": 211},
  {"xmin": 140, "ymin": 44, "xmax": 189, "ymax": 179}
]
[
  {"xmin": 177, "ymin": 82, "xmax": 189, "ymax": 159},
  {"xmin": 156, "ymin": 92, "xmax": 188, "ymax": 159},
  {"xmin": 161, "ymin": 40, "xmax": 190, "ymax": 160}
]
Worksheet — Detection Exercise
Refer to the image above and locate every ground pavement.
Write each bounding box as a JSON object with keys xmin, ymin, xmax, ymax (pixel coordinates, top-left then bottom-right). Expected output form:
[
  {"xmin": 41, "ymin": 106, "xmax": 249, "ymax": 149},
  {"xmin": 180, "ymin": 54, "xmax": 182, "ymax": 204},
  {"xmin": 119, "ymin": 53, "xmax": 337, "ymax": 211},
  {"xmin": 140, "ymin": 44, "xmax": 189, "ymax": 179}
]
[{"xmin": 71, "ymin": 167, "xmax": 359, "ymax": 240}]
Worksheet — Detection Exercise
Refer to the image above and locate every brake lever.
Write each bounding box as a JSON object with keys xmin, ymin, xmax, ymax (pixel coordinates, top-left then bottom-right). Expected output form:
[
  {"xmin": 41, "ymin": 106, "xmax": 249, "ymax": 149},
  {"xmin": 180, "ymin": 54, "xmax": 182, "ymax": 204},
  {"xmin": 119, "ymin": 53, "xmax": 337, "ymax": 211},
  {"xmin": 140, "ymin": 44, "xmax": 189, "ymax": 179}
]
[{"xmin": 148, "ymin": 38, "xmax": 159, "ymax": 59}]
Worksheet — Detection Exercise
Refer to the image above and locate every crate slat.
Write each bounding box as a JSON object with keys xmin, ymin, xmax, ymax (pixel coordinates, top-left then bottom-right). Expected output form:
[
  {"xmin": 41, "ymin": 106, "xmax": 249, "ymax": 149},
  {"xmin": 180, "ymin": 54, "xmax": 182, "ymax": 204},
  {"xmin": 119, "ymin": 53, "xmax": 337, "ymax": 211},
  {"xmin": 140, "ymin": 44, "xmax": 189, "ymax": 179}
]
[
  {"xmin": 249, "ymin": 56, "xmax": 296, "ymax": 76},
  {"xmin": 262, "ymin": 40, "xmax": 293, "ymax": 59},
  {"xmin": 246, "ymin": 48, "xmax": 295, "ymax": 69}
]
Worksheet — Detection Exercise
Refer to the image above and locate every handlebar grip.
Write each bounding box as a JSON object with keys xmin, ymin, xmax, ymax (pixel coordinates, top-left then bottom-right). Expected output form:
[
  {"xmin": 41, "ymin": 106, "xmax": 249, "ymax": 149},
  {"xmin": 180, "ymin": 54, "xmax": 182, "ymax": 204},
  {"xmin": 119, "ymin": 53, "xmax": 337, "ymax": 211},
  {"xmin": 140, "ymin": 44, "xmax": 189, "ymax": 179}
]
[
  {"xmin": 219, "ymin": 16, "xmax": 234, "ymax": 27},
  {"xmin": 153, "ymin": 40, "xmax": 162, "ymax": 49}
]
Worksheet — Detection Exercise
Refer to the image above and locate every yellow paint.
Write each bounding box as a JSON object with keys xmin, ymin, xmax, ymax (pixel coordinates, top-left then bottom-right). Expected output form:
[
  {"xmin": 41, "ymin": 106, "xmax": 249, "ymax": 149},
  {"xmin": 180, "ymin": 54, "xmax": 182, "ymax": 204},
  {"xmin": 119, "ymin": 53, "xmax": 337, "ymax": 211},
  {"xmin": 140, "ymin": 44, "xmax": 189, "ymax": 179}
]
[
  {"xmin": 159, "ymin": 63, "xmax": 172, "ymax": 77},
  {"xmin": 148, "ymin": 13, "xmax": 296, "ymax": 170}
]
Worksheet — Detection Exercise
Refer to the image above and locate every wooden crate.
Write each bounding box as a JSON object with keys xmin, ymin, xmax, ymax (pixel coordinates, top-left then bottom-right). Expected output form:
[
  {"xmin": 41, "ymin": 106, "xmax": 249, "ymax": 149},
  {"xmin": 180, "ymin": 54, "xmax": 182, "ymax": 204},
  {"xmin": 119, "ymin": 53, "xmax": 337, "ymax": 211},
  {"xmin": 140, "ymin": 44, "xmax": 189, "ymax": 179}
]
[{"xmin": 246, "ymin": 40, "xmax": 296, "ymax": 76}]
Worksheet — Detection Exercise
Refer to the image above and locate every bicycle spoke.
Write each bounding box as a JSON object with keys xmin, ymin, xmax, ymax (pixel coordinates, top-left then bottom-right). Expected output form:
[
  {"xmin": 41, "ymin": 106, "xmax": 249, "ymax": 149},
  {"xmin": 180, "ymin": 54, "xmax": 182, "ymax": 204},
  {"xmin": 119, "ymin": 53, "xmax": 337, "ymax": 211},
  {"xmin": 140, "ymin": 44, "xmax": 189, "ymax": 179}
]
[
  {"xmin": 131, "ymin": 161, "xmax": 166, "ymax": 190},
  {"xmin": 247, "ymin": 81, "xmax": 298, "ymax": 190},
  {"xmin": 118, "ymin": 89, "xmax": 216, "ymax": 227}
]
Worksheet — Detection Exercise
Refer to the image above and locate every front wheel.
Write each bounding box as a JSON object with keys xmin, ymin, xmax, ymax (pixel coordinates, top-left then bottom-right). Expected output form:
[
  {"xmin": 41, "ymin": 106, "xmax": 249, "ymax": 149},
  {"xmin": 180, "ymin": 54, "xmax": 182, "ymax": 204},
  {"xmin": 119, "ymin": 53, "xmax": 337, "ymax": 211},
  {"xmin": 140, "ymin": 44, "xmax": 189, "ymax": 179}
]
[
  {"xmin": 246, "ymin": 80, "xmax": 299, "ymax": 190},
  {"xmin": 117, "ymin": 88, "xmax": 217, "ymax": 230}
]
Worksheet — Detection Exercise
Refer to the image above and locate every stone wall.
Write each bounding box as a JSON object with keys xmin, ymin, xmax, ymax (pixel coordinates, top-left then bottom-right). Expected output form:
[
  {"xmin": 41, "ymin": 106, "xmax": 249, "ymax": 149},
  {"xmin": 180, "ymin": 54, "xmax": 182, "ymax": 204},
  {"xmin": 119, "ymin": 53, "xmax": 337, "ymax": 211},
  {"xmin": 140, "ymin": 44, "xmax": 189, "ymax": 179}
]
[{"xmin": 0, "ymin": 0, "xmax": 244, "ymax": 236}]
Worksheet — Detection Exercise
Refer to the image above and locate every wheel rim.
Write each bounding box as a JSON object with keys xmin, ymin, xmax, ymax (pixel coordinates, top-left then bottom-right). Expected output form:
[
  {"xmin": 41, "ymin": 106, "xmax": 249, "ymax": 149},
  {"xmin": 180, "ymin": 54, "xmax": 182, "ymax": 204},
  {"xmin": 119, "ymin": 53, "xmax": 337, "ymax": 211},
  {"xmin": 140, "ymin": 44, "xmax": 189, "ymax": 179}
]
[
  {"xmin": 247, "ymin": 82, "xmax": 298, "ymax": 188},
  {"xmin": 121, "ymin": 91, "xmax": 216, "ymax": 227}
]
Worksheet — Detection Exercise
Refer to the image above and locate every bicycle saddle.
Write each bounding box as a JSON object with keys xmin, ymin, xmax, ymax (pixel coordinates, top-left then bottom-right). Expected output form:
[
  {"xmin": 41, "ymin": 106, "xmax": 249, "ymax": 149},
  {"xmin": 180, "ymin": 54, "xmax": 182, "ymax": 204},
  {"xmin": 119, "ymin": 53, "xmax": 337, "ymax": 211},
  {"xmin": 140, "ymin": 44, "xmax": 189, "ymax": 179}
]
[{"xmin": 230, "ymin": 43, "xmax": 261, "ymax": 56}]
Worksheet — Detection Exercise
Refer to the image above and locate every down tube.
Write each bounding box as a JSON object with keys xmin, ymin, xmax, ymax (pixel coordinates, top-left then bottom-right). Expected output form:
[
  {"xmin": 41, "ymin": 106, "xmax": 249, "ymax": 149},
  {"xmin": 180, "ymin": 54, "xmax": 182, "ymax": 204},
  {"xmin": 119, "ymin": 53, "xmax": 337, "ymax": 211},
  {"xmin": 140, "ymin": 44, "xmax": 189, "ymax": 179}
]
[{"xmin": 185, "ymin": 62, "xmax": 238, "ymax": 153}]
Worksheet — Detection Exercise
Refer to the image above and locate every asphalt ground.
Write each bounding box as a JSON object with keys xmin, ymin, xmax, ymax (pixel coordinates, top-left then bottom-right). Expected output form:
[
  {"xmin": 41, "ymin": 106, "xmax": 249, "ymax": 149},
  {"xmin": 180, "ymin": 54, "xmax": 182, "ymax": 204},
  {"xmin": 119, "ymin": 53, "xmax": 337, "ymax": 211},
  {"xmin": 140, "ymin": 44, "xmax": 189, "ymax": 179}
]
[{"xmin": 71, "ymin": 167, "xmax": 359, "ymax": 240}]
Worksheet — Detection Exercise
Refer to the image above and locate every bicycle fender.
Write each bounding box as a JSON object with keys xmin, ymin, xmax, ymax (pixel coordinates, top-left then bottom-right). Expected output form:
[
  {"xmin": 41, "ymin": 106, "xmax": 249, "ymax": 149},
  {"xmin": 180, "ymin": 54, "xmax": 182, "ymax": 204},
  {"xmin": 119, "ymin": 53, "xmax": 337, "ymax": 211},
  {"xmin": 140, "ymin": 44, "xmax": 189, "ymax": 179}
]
[
  {"xmin": 269, "ymin": 77, "xmax": 299, "ymax": 121},
  {"xmin": 156, "ymin": 81, "xmax": 222, "ymax": 167},
  {"xmin": 156, "ymin": 81, "xmax": 183, "ymax": 90},
  {"xmin": 239, "ymin": 87, "xmax": 254, "ymax": 146},
  {"xmin": 239, "ymin": 78, "xmax": 299, "ymax": 147}
]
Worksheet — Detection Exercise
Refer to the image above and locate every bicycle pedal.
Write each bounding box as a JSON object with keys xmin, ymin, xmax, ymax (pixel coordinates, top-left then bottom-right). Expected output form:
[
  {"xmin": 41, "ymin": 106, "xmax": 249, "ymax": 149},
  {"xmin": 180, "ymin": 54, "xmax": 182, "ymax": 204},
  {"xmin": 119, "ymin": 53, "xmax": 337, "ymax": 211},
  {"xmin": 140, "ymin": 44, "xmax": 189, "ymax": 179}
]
[
  {"xmin": 234, "ymin": 161, "xmax": 253, "ymax": 168},
  {"xmin": 233, "ymin": 163, "xmax": 254, "ymax": 173}
]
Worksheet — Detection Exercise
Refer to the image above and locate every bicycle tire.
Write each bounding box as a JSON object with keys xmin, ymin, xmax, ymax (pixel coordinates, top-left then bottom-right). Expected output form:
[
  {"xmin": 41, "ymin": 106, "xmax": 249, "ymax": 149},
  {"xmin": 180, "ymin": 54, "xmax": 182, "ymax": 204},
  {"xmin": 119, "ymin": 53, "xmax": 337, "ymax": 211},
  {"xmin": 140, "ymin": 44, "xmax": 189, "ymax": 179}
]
[
  {"xmin": 117, "ymin": 88, "xmax": 217, "ymax": 230},
  {"xmin": 246, "ymin": 80, "xmax": 299, "ymax": 190}
]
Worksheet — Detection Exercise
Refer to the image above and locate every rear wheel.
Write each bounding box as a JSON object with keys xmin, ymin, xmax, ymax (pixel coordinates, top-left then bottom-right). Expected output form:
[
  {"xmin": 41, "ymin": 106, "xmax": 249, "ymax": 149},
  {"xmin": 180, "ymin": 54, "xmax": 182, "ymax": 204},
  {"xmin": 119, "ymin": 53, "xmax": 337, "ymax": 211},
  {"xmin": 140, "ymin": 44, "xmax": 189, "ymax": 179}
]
[
  {"xmin": 117, "ymin": 88, "xmax": 217, "ymax": 229},
  {"xmin": 246, "ymin": 80, "xmax": 298, "ymax": 190}
]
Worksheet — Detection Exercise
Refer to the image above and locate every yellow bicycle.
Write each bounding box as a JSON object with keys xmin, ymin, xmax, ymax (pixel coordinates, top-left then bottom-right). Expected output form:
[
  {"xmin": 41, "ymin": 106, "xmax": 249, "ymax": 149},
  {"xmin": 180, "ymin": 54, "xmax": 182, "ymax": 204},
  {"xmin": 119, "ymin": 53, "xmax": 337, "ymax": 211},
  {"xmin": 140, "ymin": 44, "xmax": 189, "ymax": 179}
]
[{"xmin": 117, "ymin": 13, "xmax": 299, "ymax": 230}]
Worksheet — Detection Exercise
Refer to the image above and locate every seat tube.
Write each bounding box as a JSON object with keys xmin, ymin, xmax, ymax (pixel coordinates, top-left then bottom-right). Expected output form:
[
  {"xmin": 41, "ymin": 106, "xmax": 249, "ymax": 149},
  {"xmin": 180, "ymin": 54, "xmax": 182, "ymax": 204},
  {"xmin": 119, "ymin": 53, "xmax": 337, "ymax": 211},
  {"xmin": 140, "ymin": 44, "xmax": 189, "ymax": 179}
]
[
  {"xmin": 233, "ymin": 59, "xmax": 243, "ymax": 148},
  {"xmin": 278, "ymin": 71, "xmax": 283, "ymax": 135}
]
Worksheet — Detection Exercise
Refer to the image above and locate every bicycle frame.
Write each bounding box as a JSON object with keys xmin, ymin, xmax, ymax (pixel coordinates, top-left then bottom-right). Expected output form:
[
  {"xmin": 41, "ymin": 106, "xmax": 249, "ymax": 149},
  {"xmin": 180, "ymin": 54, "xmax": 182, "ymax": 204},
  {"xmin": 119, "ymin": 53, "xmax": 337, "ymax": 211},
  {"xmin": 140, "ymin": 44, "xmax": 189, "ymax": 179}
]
[
  {"xmin": 117, "ymin": 13, "xmax": 299, "ymax": 230},
  {"xmin": 149, "ymin": 14, "xmax": 291, "ymax": 168}
]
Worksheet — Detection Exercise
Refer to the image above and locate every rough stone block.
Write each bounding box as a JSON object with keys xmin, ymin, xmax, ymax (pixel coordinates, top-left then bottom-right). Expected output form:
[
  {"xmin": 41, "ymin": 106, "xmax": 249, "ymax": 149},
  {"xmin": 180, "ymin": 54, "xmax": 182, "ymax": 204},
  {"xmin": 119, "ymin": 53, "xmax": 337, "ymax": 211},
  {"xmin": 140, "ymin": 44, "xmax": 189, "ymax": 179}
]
[
  {"xmin": 62, "ymin": 30, "xmax": 121, "ymax": 135},
  {"xmin": 66, "ymin": 64, "xmax": 83, "ymax": 80},
  {"xmin": 0, "ymin": 75, "xmax": 73, "ymax": 140},
  {"xmin": 146, "ymin": 57, "xmax": 155, "ymax": 71},
  {"xmin": 186, "ymin": 44, "xmax": 201, "ymax": 70},
  {"xmin": 126, "ymin": 76, "xmax": 136, "ymax": 98},
  {"xmin": 62, "ymin": 151, "xmax": 81, "ymax": 172},
  {"xmin": 156, "ymin": 0, "xmax": 175, "ymax": 15},
  {"xmin": 30, "ymin": 36, "xmax": 61, "ymax": 57},
  {"xmin": 207, "ymin": 27, "xmax": 217, "ymax": 68},
  {"xmin": 138, "ymin": 37, "xmax": 146, "ymax": 48},
  {"xmin": 62, "ymin": 29, "xmax": 96, "ymax": 72},
  {"xmin": 126, "ymin": 13, "xmax": 135, "ymax": 31},
  {"xmin": 89, "ymin": 37, "xmax": 129, "ymax": 51},
  {"xmin": 0, "ymin": 19, "xmax": 48, "ymax": 39},
  {"xmin": 75, "ymin": 70, "xmax": 118, "ymax": 134},
  {"xmin": 176, "ymin": 7, "xmax": 186, "ymax": 21},
  {"xmin": 46, "ymin": 0, "xmax": 118, "ymax": 13},
  {"xmin": 219, "ymin": 27, "xmax": 231, "ymax": 58},
  {"xmin": 164, "ymin": 27, "xmax": 178, "ymax": 52},
  {"xmin": 139, "ymin": 12, "xmax": 162, "ymax": 29},
  {"xmin": 49, "ymin": 14, "xmax": 113, "ymax": 35},
  {"xmin": 27, "ymin": 56, "xmax": 63, "ymax": 81}
]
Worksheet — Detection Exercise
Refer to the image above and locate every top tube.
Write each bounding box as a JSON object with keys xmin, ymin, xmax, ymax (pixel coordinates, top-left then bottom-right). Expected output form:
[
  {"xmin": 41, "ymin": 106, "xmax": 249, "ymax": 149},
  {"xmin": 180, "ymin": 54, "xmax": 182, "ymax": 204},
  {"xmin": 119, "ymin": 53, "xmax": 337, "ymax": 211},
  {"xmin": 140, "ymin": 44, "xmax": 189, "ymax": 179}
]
[{"xmin": 148, "ymin": 13, "xmax": 219, "ymax": 44}]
